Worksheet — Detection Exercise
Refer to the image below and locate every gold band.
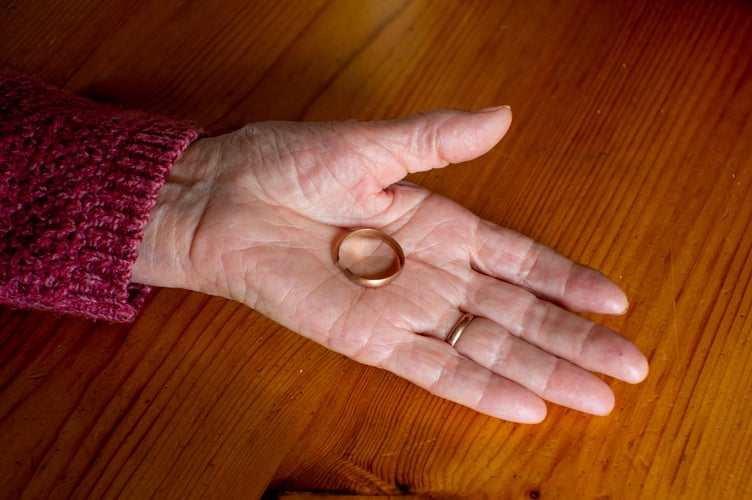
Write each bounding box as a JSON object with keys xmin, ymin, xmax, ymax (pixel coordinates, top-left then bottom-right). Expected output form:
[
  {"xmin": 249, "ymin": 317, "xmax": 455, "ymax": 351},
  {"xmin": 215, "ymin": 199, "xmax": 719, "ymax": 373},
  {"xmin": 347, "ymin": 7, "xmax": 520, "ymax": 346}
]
[
  {"xmin": 446, "ymin": 312, "xmax": 475, "ymax": 347},
  {"xmin": 335, "ymin": 228, "xmax": 405, "ymax": 288}
]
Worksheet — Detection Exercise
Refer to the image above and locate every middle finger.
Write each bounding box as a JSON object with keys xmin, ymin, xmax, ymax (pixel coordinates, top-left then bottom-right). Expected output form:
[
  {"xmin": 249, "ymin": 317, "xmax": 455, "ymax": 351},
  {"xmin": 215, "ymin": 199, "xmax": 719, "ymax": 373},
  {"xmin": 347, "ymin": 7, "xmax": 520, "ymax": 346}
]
[{"xmin": 462, "ymin": 271, "xmax": 646, "ymax": 384}]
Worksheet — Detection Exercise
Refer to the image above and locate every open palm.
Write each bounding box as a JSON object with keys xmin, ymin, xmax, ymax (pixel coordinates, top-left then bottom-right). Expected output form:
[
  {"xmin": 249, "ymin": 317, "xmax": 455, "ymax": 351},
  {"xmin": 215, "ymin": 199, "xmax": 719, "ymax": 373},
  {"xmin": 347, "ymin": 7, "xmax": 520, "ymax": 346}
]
[{"xmin": 134, "ymin": 107, "xmax": 648, "ymax": 423}]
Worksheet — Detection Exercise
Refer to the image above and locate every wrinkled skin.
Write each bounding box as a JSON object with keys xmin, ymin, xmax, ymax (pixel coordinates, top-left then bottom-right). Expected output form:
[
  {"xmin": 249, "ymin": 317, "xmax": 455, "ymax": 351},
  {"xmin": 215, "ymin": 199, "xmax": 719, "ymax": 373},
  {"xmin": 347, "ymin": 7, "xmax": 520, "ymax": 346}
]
[{"xmin": 133, "ymin": 107, "xmax": 648, "ymax": 423}]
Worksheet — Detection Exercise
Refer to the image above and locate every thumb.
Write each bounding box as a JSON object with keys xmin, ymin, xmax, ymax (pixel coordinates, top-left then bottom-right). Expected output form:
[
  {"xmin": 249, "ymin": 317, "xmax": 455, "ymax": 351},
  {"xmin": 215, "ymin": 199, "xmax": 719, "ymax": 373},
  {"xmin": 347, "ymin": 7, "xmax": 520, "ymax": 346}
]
[{"xmin": 360, "ymin": 106, "xmax": 513, "ymax": 186}]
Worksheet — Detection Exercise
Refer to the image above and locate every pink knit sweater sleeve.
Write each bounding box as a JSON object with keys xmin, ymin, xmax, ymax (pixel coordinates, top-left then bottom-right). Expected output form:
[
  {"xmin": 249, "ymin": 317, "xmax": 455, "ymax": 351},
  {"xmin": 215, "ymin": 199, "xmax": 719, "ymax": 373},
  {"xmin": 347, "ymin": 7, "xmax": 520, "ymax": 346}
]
[{"xmin": 0, "ymin": 70, "xmax": 201, "ymax": 322}]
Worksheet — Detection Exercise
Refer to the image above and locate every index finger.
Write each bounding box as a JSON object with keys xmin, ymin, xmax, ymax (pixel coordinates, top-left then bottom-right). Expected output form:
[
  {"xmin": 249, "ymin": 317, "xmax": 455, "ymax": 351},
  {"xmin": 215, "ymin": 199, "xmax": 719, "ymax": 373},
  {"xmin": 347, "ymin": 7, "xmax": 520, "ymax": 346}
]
[{"xmin": 471, "ymin": 219, "xmax": 629, "ymax": 315}]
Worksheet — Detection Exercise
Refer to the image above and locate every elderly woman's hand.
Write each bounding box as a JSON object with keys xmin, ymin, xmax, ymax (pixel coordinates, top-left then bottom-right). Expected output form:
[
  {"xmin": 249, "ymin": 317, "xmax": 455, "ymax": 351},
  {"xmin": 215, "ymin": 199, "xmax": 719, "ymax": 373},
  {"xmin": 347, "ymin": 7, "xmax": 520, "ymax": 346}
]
[{"xmin": 133, "ymin": 107, "xmax": 648, "ymax": 423}]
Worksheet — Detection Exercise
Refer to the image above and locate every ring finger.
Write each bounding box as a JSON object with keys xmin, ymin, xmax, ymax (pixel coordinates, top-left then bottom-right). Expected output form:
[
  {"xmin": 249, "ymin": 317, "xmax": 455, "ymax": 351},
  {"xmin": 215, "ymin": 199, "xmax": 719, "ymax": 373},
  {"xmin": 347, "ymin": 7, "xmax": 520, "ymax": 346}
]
[{"xmin": 448, "ymin": 314, "xmax": 615, "ymax": 415}]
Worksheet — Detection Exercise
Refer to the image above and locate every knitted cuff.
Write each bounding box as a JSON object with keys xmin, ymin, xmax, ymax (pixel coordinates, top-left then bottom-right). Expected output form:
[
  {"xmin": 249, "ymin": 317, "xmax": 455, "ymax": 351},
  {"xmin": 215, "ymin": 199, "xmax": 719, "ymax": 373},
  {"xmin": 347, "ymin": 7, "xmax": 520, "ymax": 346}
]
[{"xmin": 0, "ymin": 70, "xmax": 202, "ymax": 322}]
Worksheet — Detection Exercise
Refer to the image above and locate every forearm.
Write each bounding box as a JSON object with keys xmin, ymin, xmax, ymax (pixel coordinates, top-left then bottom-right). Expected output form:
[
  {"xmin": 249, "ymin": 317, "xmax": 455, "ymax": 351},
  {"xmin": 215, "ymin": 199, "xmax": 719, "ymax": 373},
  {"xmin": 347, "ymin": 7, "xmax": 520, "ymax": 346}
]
[{"xmin": 0, "ymin": 70, "xmax": 201, "ymax": 321}]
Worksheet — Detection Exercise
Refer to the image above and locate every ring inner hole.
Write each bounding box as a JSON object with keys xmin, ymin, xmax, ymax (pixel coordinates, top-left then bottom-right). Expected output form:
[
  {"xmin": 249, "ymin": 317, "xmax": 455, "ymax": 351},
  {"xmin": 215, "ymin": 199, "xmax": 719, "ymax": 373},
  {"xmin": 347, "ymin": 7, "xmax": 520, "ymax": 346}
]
[{"xmin": 339, "ymin": 234, "xmax": 399, "ymax": 278}]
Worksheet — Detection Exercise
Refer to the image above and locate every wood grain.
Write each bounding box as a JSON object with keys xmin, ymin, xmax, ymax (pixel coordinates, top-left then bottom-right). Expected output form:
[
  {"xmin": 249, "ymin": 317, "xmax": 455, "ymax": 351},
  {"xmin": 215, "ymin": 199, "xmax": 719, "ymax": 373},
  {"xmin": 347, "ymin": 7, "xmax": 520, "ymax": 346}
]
[{"xmin": 2, "ymin": 0, "xmax": 752, "ymax": 498}]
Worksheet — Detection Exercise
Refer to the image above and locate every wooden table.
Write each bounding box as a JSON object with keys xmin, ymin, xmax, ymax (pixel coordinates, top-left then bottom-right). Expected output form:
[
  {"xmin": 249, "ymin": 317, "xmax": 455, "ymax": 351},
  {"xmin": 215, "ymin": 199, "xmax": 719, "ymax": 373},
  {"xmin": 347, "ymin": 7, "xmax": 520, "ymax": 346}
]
[{"xmin": 2, "ymin": 0, "xmax": 751, "ymax": 498}]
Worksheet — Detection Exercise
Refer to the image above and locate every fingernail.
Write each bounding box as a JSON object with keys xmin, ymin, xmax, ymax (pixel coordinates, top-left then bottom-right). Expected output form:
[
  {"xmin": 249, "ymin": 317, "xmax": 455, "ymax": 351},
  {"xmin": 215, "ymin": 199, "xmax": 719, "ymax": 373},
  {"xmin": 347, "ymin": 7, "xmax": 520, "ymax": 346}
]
[{"xmin": 474, "ymin": 105, "xmax": 511, "ymax": 113}]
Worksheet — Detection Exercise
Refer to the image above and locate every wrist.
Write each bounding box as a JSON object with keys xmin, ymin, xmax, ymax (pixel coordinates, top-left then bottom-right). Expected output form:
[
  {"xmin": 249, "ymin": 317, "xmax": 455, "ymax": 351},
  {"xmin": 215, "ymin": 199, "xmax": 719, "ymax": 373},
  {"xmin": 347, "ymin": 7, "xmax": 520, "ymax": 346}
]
[{"xmin": 132, "ymin": 139, "xmax": 213, "ymax": 291}]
